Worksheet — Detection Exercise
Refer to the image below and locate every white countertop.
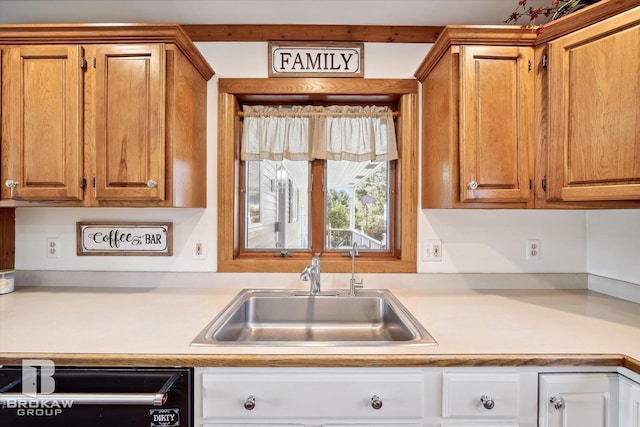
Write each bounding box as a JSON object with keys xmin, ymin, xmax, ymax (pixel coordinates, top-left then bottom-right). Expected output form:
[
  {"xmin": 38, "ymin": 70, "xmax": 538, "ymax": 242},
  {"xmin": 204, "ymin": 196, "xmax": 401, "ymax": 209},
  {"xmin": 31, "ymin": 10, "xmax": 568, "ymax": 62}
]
[{"xmin": 1, "ymin": 286, "xmax": 639, "ymax": 362}]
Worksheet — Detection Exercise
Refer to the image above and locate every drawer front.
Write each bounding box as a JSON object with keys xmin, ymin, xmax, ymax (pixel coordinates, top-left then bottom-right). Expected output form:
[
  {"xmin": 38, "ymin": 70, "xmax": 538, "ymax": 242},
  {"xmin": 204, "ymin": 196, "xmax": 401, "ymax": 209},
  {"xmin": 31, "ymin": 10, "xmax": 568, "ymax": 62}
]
[
  {"xmin": 442, "ymin": 424, "xmax": 519, "ymax": 427},
  {"xmin": 442, "ymin": 373, "xmax": 520, "ymax": 418},
  {"xmin": 323, "ymin": 424, "xmax": 423, "ymax": 426},
  {"xmin": 205, "ymin": 424, "xmax": 303, "ymax": 427},
  {"xmin": 206, "ymin": 424, "xmax": 421, "ymax": 427},
  {"xmin": 201, "ymin": 372, "xmax": 424, "ymax": 420}
]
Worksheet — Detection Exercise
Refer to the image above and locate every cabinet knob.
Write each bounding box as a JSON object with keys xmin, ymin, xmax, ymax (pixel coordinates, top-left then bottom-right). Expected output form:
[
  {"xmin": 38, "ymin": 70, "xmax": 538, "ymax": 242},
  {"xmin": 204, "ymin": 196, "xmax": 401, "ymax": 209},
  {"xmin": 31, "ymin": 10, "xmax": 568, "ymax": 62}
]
[
  {"xmin": 480, "ymin": 395, "xmax": 495, "ymax": 410},
  {"xmin": 146, "ymin": 179, "xmax": 158, "ymax": 188},
  {"xmin": 5, "ymin": 180, "xmax": 19, "ymax": 198},
  {"xmin": 370, "ymin": 395, "xmax": 383, "ymax": 410},
  {"xmin": 243, "ymin": 395, "xmax": 255, "ymax": 411},
  {"xmin": 549, "ymin": 396, "xmax": 564, "ymax": 410},
  {"xmin": 467, "ymin": 180, "xmax": 478, "ymax": 190}
]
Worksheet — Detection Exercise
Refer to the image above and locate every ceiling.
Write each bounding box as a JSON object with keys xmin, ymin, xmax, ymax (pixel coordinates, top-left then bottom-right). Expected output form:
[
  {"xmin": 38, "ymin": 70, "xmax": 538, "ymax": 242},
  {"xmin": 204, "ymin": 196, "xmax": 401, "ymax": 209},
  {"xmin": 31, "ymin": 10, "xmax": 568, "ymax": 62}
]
[{"xmin": 0, "ymin": 0, "xmax": 526, "ymax": 26}]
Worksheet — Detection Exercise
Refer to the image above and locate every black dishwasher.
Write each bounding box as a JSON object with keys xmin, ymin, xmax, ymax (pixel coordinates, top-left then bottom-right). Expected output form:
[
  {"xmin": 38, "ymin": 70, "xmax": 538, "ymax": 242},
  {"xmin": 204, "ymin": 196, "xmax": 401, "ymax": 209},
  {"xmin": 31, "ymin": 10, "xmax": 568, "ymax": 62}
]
[{"xmin": 0, "ymin": 365, "xmax": 192, "ymax": 426}]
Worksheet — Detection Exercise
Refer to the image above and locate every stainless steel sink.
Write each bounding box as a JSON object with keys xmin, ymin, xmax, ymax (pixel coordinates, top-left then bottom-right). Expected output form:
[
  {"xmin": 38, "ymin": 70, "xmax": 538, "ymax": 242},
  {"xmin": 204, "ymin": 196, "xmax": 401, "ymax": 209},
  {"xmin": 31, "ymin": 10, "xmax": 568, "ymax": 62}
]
[{"xmin": 191, "ymin": 289, "xmax": 437, "ymax": 346}]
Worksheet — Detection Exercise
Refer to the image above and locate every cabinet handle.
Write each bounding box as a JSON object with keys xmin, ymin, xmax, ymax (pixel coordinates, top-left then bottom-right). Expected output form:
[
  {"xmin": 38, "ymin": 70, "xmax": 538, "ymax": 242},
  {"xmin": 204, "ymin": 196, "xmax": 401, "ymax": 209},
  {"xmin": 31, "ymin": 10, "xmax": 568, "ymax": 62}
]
[
  {"xmin": 480, "ymin": 395, "xmax": 495, "ymax": 410},
  {"xmin": 467, "ymin": 181, "xmax": 478, "ymax": 190},
  {"xmin": 549, "ymin": 396, "xmax": 564, "ymax": 410},
  {"xmin": 370, "ymin": 395, "xmax": 383, "ymax": 410},
  {"xmin": 146, "ymin": 179, "xmax": 158, "ymax": 188},
  {"xmin": 243, "ymin": 395, "xmax": 255, "ymax": 411},
  {"xmin": 0, "ymin": 392, "xmax": 167, "ymax": 406}
]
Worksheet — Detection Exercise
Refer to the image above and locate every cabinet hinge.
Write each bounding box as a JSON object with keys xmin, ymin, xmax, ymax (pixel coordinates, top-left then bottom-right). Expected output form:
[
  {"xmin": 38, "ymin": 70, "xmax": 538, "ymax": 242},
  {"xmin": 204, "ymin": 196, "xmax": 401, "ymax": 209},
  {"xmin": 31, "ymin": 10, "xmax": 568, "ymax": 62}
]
[
  {"xmin": 92, "ymin": 177, "xmax": 96, "ymax": 188},
  {"xmin": 529, "ymin": 179, "xmax": 532, "ymax": 190},
  {"xmin": 80, "ymin": 177, "xmax": 86, "ymax": 189},
  {"xmin": 528, "ymin": 59, "xmax": 532, "ymax": 72},
  {"xmin": 80, "ymin": 47, "xmax": 88, "ymax": 72},
  {"xmin": 542, "ymin": 55, "xmax": 548, "ymax": 69},
  {"xmin": 93, "ymin": 57, "xmax": 97, "ymax": 69},
  {"xmin": 542, "ymin": 176, "xmax": 547, "ymax": 192}
]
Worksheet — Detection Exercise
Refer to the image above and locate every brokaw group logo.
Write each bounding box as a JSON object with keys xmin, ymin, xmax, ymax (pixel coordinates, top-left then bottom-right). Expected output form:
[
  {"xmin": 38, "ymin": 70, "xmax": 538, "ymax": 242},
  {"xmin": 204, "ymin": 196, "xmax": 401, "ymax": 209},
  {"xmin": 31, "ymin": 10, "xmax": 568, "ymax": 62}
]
[{"xmin": 0, "ymin": 359, "xmax": 73, "ymax": 417}]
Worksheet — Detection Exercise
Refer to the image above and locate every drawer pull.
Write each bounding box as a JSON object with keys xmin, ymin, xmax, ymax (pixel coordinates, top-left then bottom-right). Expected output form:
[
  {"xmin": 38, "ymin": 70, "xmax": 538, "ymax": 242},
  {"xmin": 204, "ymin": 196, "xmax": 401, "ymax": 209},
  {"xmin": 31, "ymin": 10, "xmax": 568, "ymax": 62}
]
[
  {"xmin": 243, "ymin": 395, "xmax": 256, "ymax": 410},
  {"xmin": 480, "ymin": 395, "xmax": 495, "ymax": 410},
  {"xmin": 371, "ymin": 395, "xmax": 383, "ymax": 410},
  {"xmin": 550, "ymin": 396, "xmax": 564, "ymax": 410}
]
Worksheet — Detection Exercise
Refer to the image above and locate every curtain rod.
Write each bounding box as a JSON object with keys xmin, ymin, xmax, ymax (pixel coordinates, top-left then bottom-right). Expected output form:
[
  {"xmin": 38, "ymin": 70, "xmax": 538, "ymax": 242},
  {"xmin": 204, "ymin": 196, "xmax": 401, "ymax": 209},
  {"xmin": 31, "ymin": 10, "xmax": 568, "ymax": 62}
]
[{"xmin": 237, "ymin": 111, "xmax": 400, "ymax": 118}]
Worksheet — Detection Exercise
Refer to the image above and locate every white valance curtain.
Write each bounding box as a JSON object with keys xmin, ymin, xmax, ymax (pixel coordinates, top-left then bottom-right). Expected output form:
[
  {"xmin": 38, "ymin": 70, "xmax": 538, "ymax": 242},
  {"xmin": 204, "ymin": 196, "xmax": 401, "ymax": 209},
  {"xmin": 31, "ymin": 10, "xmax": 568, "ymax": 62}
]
[{"xmin": 241, "ymin": 105, "xmax": 398, "ymax": 162}]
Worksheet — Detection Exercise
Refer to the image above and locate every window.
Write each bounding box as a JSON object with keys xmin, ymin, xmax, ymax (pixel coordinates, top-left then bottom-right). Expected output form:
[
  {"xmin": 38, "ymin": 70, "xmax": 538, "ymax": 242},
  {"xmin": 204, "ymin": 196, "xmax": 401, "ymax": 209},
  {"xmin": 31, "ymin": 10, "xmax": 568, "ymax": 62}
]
[
  {"xmin": 218, "ymin": 78, "xmax": 418, "ymax": 273},
  {"xmin": 244, "ymin": 159, "xmax": 309, "ymax": 250},
  {"xmin": 243, "ymin": 158, "xmax": 391, "ymax": 254},
  {"xmin": 325, "ymin": 160, "xmax": 391, "ymax": 251}
]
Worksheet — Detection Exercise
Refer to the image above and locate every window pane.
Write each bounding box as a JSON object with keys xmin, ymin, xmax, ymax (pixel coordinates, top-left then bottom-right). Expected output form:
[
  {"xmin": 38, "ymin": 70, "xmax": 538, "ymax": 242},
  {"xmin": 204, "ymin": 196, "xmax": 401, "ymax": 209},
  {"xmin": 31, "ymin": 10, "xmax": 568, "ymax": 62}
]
[
  {"xmin": 244, "ymin": 160, "xmax": 310, "ymax": 250},
  {"xmin": 325, "ymin": 160, "xmax": 390, "ymax": 251}
]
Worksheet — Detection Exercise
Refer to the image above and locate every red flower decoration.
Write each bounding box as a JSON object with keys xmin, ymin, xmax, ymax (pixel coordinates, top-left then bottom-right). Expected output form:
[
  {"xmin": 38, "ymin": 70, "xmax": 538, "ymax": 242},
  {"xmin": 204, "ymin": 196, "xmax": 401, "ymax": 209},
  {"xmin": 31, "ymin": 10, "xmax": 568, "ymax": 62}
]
[{"xmin": 505, "ymin": 0, "xmax": 601, "ymax": 27}]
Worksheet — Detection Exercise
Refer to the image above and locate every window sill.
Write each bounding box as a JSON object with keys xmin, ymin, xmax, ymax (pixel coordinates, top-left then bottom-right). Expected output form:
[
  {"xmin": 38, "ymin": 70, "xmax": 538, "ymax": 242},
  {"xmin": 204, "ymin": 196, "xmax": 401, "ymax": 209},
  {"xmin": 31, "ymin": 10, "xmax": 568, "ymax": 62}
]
[{"xmin": 218, "ymin": 255, "xmax": 416, "ymax": 274}]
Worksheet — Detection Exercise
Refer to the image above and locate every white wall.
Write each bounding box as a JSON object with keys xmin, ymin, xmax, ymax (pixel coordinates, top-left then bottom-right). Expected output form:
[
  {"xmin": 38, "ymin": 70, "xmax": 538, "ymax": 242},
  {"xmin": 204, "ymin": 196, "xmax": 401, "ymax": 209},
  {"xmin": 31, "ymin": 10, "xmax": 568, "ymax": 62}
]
[
  {"xmin": 418, "ymin": 210, "xmax": 586, "ymax": 273},
  {"xmin": 587, "ymin": 210, "xmax": 640, "ymax": 285},
  {"xmin": 14, "ymin": 41, "xmax": 591, "ymax": 277}
]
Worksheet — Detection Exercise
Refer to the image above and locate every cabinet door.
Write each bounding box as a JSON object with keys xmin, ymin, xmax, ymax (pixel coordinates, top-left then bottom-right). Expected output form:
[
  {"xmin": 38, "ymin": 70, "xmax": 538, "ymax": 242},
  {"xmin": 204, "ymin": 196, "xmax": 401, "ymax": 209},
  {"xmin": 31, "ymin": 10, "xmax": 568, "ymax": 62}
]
[
  {"xmin": 458, "ymin": 45, "xmax": 533, "ymax": 204},
  {"xmin": 91, "ymin": 44, "xmax": 165, "ymax": 201},
  {"xmin": 546, "ymin": 8, "xmax": 640, "ymax": 201},
  {"xmin": 1, "ymin": 45, "xmax": 84, "ymax": 201},
  {"xmin": 539, "ymin": 373, "xmax": 618, "ymax": 427},
  {"xmin": 620, "ymin": 376, "xmax": 640, "ymax": 427},
  {"xmin": 632, "ymin": 382, "xmax": 640, "ymax": 427}
]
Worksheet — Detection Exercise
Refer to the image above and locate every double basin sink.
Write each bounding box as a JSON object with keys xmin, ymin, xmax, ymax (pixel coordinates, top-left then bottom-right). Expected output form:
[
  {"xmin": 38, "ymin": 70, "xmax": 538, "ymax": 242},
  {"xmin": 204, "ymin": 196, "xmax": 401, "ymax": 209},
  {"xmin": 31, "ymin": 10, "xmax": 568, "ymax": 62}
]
[{"xmin": 191, "ymin": 289, "xmax": 437, "ymax": 346}]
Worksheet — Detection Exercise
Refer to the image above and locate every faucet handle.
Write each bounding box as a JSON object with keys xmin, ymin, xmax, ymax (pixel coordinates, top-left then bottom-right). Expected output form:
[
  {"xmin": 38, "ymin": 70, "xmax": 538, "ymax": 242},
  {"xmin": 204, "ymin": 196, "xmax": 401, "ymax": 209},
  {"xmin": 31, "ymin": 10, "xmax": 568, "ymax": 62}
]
[{"xmin": 350, "ymin": 277, "xmax": 363, "ymax": 296}]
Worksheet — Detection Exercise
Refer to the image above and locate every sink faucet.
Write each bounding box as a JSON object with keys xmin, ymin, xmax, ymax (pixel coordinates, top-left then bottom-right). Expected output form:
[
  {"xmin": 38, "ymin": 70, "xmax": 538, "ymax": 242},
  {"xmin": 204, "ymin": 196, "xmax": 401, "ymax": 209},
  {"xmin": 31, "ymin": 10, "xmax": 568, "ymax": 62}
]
[
  {"xmin": 349, "ymin": 243, "xmax": 364, "ymax": 296},
  {"xmin": 300, "ymin": 253, "xmax": 321, "ymax": 295}
]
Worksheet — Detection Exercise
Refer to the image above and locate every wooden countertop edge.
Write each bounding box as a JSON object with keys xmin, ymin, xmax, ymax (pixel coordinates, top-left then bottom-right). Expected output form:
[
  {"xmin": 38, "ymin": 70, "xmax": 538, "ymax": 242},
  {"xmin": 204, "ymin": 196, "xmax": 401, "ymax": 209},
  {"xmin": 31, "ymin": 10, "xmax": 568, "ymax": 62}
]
[{"xmin": 0, "ymin": 353, "xmax": 637, "ymax": 373}]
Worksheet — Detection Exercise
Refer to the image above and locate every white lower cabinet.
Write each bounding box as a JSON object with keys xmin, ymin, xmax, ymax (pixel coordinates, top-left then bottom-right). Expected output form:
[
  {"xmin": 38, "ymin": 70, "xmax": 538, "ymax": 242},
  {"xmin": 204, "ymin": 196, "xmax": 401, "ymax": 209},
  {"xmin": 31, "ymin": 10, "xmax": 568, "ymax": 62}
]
[
  {"xmin": 620, "ymin": 375, "xmax": 640, "ymax": 427},
  {"xmin": 441, "ymin": 424, "xmax": 519, "ymax": 427},
  {"xmin": 196, "ymin": 368, "xmax": 427, "ymax": 427},
  {"xmin": 195, "ymin": 367, "xmax": 639, "ymax": 427},
  {"xmin": 204, "ymin": 425, "xmax": 421, "ymax": 427},
  {"xmin": 205, "ymin": 424, "xmax": 305, "ymax": 427},
  {"xmin": 442, "ymin": 372, "xmax": 520, "ymax": 418},
  {"xmin": 539, "ymin": 373, "xmax": 619, "ymax": 427},
  {"xmin": 439, "ymin": 370, "xmax": 538, "ymax": 427}
]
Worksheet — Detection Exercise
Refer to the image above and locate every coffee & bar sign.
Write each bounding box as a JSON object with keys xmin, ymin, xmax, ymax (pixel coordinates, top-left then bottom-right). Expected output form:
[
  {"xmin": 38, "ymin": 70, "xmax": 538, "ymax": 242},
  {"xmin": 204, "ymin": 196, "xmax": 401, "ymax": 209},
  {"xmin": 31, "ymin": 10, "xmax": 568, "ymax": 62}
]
[
  {"xmin": 77, "ymin": 222, "xmax": 172, "ymax": 256},
  {"xmin": 269, "ymin": 42, "xmax": 364, "ymax": 77}
]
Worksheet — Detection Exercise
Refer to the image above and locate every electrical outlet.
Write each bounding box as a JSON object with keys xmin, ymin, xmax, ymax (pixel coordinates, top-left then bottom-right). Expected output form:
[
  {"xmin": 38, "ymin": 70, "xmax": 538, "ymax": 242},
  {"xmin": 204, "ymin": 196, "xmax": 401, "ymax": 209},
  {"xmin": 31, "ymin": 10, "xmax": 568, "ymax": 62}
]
[
  {"xmin": 422, "ymin": 239, "xmax": 442, "ymax": 262},
  {"xmin": 47, "ymin": 237, "xmax": 61, "ymax": 259},
  {"xmin": 193, "ymin": 239, "xmax": 206, "ymax": 260},
  {"xmin": 526, "ymin": 239, "xmax": 541, "ymax": 261}
]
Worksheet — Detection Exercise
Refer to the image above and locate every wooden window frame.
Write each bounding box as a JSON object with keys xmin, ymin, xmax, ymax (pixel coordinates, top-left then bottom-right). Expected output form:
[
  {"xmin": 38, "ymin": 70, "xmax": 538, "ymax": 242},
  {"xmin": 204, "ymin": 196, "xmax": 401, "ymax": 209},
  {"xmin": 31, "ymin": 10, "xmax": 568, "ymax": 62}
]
[{"xmin": 217, "ymin": 78, "xmax": 418, "ymax": 273}]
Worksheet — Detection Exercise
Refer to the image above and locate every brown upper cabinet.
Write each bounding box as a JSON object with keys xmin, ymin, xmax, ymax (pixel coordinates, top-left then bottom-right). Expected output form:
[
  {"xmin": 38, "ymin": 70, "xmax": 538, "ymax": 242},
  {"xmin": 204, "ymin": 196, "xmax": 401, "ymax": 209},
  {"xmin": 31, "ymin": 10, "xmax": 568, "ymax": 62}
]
[
  {"xmin": 0, "ymin": 24, "xmax": 214, "ymax": 207},
  {"xmin": 416, "ymin": 28, "xmax": 537, "ymax": 208},
  {"xmin": 417, "ymin": 1, "xmax": 640, "ymax": 209},
  {"xmin": 544, "ymin": 6, "xmax": 640, "ymax": 203}
]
